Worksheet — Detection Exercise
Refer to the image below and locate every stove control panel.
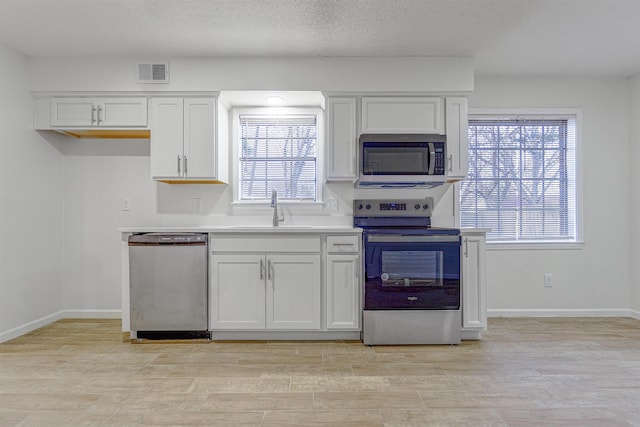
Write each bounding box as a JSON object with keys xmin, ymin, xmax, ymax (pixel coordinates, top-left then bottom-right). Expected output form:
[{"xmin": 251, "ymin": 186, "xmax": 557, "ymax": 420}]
[{"xmin": 354, "ymin": 198, "xmax": 433, "ymax": 217}]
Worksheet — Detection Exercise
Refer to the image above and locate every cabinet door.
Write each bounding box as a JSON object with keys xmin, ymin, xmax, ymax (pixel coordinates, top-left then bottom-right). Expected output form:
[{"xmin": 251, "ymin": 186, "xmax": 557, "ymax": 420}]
[
  {"xmin": 51, "ymin": 98, "xmax": 96, "ymax": 127},
  {"xmin": 326, "ymin": 254, "xmax": 360, "ymax": 330},
  {"xmin": 326, "ymin": 97, "xmax": 358, "ymax": 180},
  {"xmin": 461, "ymin": 234, "xmax": 487, "ymax": 330},
  {"xmin": 361, "ymin": 97, "xmax": 444, "ymax": 134},
  {"xmin": 51, "ymin": 97, "xmax": 148, "ymax": 127},
  {"xmin": 266, "ymin": 254, "xmax": 321, "ymax": 330},
  {"xmin": 183, "ymin": 98, "xmax": 216, "ymax": 179},
  {"xmin": 150, "ymin": 98, "xmax": 184, "ymax": 179},
  {"xmin": 210, "ymin": 254, "xmax": 266, "ymax": 330},
  {"xmin": 445, "ymin": 97, "xmax": 469, "ymax": 180},
  {"xmin": 99, "ymin": 98, "xmax": 148, "ymax": 127}
]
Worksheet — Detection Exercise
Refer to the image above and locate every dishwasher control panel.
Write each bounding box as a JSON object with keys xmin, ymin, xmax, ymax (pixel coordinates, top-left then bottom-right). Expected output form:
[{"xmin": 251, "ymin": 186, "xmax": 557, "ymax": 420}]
[{"xmin": 129, "ymin": 233, "xmax": 207, "ymax": 245}]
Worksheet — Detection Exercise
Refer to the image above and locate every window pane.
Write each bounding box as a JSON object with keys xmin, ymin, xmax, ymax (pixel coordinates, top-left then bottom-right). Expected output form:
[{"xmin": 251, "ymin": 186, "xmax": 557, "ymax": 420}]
[
  {"xmin": 461, "ymin": 117, "xmax": 577, "ymax": 243},
  {"xmin": 239, "ymin": 114, "xmax": 317, "ymax": 201}
]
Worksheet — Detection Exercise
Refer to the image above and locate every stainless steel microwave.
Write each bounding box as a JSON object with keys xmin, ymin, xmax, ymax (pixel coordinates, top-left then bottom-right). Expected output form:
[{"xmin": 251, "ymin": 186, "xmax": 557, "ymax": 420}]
[{"xmin": 357, "ymin": 133, "xmax": 447, "ymax": 187}]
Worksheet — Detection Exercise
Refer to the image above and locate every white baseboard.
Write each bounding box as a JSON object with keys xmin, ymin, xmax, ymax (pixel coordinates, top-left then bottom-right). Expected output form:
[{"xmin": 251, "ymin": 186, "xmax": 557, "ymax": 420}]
[
  {"xmin": 0, "ymin": 309, "xmax": 122, "ymax": 343},
  {"xmin": 488, "ymin": 308, "xmax": 634, "ymax": 318},
  {"xmin": 61, "ymin": 309, "xmax": 121, "ymax": 319},
  {"xmin": 0, "ymin": 311, "xmax": 64, "ymax": 343}
]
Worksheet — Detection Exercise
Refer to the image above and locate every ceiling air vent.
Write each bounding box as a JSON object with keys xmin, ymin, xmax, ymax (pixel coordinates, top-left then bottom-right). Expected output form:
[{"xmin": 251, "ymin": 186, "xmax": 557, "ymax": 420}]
[{"xmin": 136, "ymin": 63, "xmax": 169, "ymax": 84}]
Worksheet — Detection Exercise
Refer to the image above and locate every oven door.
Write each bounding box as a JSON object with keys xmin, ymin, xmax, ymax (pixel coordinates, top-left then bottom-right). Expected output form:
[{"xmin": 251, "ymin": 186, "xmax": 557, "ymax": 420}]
[{"xmin": 363, "ymin": 234, "xmax": 460, "ymax": 310}]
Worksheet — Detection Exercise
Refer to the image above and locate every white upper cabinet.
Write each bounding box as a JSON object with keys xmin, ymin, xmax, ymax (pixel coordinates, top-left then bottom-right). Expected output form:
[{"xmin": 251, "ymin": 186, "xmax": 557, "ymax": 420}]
[
  {"xmin": 325, "ymin": 97, "xmax": 358, "ymax": 181},
  {"xmin": 361, "ymin": 97, "xmax": 444, "ymax": 134},
  {"xmin": 150, "ymin": 97, "xmax": 227, "ymax": 183},
  {"xmin": 150, "ymin": 98, "xmax": 184, "ymax": 178},
  {"xmin": 445, "ymin": 97, "xmax": 469, "ymax": 180},
  {"xmin": 50, "ymin": 97, "xmax": 147, "ymax": 128}
]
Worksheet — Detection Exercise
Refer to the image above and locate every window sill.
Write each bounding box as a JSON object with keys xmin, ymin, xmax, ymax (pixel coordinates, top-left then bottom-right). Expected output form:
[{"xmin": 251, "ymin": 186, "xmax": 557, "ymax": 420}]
[{"xmin": 487, "ymin": 241, "xmax": 584, "ymax": 251}]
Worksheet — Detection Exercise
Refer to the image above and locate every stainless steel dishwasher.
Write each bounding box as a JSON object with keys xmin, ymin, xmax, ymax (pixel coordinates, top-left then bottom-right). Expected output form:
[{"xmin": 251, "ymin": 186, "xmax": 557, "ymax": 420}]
[{"xmin": 129, "ymin": 233, "xmax": 208, "ymax": 339}]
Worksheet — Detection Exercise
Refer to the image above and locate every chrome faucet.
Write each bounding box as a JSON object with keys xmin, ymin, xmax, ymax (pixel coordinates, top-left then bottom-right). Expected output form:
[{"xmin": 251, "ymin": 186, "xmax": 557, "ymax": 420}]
[{"xmin": 271, "ymin": 189, "xmax": 284, "ymax": 227}]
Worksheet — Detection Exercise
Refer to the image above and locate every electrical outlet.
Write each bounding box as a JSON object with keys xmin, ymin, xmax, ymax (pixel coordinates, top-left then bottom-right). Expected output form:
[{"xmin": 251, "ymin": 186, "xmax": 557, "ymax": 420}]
[
  {"xmin": 192, "ymin": 198, "xmax": 202, "ymax": 213},
  {"xmin": 544, "ymin": 273, "xmax": 553, "ymax": 287},
  {"xmin": 121, "ymin": 198, "xmax": 131, "ymax": 211},
  {"xmin": 325, "ymin": 197, "xmax": 338, "ymax": 211}
]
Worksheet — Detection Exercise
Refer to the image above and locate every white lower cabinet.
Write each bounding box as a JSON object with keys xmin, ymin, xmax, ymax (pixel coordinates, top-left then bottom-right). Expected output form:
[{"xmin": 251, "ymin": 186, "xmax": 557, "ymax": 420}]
[
  {"xmin": 210, "ymin": 254, "xmax": 266, "ymax": 329},
  {"xmin": 461, "ymin": 231, "xmax": 488, "ymax": 336},
  {"xmin": 325, "ymin": 234, "xmax": 361, "ymax": 330},
  {"xmin": 209, "ymin": 236, "xmax": 321, "ymax": 331},
  {"xmin": 326, "ymin": 254, "xmax": 360, "ymax": 329},
  {"xmin": 266, "ymin": 254, "xmax": 321, "ymax": 329}
]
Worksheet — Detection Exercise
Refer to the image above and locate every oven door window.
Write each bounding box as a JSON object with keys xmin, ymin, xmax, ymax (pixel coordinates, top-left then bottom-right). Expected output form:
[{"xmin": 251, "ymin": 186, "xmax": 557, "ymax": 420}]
[
  {"xmin": 364, "ymin": 239, "xmax": 460, "ymax": 310},
  {"xmin": 381, "ymin": 250, "xmax": 443, "ymax": 287}
]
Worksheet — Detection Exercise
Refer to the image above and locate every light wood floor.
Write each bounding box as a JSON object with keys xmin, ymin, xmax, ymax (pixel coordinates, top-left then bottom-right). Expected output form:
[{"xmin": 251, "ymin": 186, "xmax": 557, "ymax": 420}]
[{"xmin": 1, "ymin": 317, "xmax": 640, "ymax": 426}]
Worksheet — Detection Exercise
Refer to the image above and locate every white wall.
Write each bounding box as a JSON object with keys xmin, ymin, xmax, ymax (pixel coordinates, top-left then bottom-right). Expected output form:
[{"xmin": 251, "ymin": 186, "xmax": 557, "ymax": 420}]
[
  {"xmin": 630, "ymin": 73, "xmax": 640, "ymax": 313},
  {"xmin": 470, "ymin": 76, "xmax": 631, "ymax": 314},
  {"xmin": 29, "ymin": 57, "xmax": 474, "ymax": 93},
  {"xmin": 0, "ymin": 44, "xmax": 65, "ymax": 340}
]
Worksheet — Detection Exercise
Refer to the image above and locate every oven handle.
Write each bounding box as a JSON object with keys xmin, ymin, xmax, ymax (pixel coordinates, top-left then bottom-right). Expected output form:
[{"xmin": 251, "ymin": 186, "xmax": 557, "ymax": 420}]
[{"xmin": 367, "ymin": 235, "xmax": 460, "ymax": 243}]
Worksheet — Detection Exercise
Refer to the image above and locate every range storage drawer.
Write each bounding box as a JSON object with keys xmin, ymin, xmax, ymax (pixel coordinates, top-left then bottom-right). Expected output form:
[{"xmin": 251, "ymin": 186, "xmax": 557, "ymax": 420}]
[
  {"xmin": 211, "ymin": 236, "xmax": 321, "ymax": 253},
  {"xmin": 326, "ymin": 235, "xmax": 360, "ymax": 253}
]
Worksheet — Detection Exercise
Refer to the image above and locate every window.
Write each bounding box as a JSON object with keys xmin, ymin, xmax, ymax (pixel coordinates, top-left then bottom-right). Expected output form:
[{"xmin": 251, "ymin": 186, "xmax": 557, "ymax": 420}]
[
  {"xmin": 238, "ymin": 112, "xmax": 319, "ymax": 202},
  {"xmin": 460, "ymin": 113, "xmax": 578, "ymax": 244}
]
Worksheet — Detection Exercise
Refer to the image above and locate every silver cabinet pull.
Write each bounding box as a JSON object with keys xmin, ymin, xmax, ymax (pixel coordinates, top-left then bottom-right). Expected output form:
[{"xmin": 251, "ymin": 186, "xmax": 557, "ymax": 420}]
[
  {"xmin": 96, "ymin": 105, "xmax": 103, "ymax": 125},
  {"xmin": 184, "ymin": 156, "xmax": 188, "ymax": 176},
  {"xmin": 267, "ymin": 260, "xmax": 272, "ymax": 281},
  {"xmin": 177, "ymin": 155, "xmax": 181, "ymax": 175},
  {"xmin": 91, "ymin": 106, "xmax": 96, "ymax": 124},
  {"xmin": 448, "ymin": 155, "xmax": 453, "ymax": 172},
  {"xmin": 464, "ymin": 238, "xmax": 469, "ymax": 258},
  {"xmin": 259, "ymin": 259, "xmax": 264, "ymax": 280}
]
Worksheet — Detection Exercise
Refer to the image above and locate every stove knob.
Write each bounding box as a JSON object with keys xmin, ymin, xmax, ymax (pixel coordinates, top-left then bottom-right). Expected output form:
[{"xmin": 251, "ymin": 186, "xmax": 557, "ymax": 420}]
[
  {"xmin": 366, "ymin": 204, "xmax": 371, "ymax": 210},
  {"xmin": 414, "ymin": 204, "xmax": 421, "ymax": 210},
  {"xmin": 423, "ymin": 204, "xmax": 429, "ymax": 210},
  {"xmin": 357, "ymin": 204, "xmax": 363, "ymax": 210}
]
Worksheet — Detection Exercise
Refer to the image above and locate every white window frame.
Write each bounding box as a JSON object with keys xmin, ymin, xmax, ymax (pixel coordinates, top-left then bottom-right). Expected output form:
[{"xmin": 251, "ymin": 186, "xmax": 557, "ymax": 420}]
[
  {"xmin": 231, "ymin": 107, "xmax": 324, "ymax": 210},
  {"xmin": 457, "ymin": 108, "xmax": 584, "ymax": 250}
]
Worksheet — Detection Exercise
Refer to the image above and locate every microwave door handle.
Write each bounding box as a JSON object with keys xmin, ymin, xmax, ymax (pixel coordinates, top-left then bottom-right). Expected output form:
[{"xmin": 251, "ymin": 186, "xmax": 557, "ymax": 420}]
[{"xmin": 428, "ymin": 142, "xmax": 436, "ymax": 175}]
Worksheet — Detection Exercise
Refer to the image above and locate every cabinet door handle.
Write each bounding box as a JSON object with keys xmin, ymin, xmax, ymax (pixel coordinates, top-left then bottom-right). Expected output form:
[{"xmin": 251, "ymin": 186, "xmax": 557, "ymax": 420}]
[
  {"xmin": 91, "ymin": 106, "xmax": 96, "ymax": 125},
  {"xmin": 267, "ymin": 260, "xmax": 272, "ymax": 281},
  {"xmin": 177, "ymin": 155, "xmax": 181, "ymax": 175},
  {"xmin": 96, "ymin": 105, "xmax": 103, "ymax": 125},
  {"xmin": 259, "ymin": 259, "xmax": 264, "ymax": 280},
  {"xmin": 464, "ymin": 238, "xmax": 469, "ymax": 258},
  {"xmin": 332, "ymin": 243, "xmax": 355, "ymax": 252},
  {"xmin": 448, "ymin": 155, "xmax": 453, "ymax": 172},
  {"xmin": 184, "ymin": 156, "xmax": 188, "ymax": 176}
]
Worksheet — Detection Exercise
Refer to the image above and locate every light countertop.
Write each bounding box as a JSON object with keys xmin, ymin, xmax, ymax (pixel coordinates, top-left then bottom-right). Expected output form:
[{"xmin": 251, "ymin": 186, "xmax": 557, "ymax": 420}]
[{"xmin": 119, "ymin": 226, "xmax": 362, "ymax": 234}]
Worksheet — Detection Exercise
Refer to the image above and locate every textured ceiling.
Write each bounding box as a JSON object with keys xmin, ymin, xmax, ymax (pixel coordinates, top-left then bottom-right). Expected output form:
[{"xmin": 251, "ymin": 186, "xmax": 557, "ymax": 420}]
[{"xmin": 1, "ymin": 0, "xmax": 639, "ymax": 77}]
